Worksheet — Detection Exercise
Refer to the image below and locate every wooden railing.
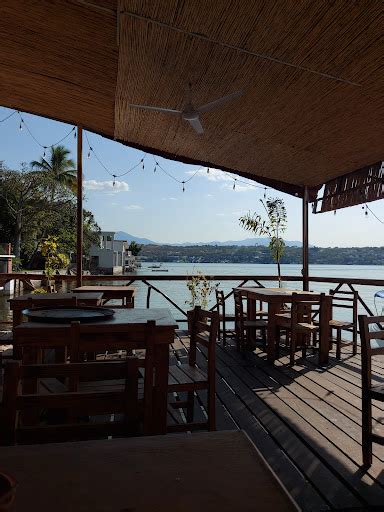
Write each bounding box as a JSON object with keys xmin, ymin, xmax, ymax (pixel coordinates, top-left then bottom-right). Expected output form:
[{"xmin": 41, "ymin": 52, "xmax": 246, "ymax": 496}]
[{"xmin": 1, "ymin": 272, "xmax": 384, "ymax": 326}]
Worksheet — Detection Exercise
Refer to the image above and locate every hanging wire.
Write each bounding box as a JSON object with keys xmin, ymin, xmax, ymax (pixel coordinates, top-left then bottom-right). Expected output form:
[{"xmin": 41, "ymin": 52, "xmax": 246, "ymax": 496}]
[
  {"xmin": 85, "ymin": 131, "xmax": 147, "ymax": 178},
  {"xmin": 4, "ymin": 109, "xmax": 274, "ymax": 196},
  {"xmin": 17, "ymin": 112, "xmax": 76, "ymax": 149},
  {"xmin": 365, "ymin": 204, "xmax": 384, "ymax": 224},
  {"xmin": 0, "ymin": 110, "xmax": 17, "ymax": 123}
]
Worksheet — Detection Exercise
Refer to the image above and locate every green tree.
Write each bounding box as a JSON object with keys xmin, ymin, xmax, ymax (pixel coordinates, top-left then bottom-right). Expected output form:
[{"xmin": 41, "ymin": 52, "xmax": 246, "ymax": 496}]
[
  {"xmin": 239, "ymin": 198, "xmax": 287, "ymax": 286},
  {"xmin": 128, "ymin": 241, "xmax": 143, "ymax": 256},
  {"xmin": 0, "ymin": 164, "xmax": 50, "ymax": 257},
  {"xmin": 31, "ymin": 145, "xmax": 77, "ymax": 198}
]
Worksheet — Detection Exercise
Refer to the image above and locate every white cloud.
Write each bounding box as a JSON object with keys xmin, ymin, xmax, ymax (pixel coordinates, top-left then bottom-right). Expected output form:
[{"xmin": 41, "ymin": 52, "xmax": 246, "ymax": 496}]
[
  {"xmin": 169, "ymin": 197, "xmax": 178, "ymax": 201},
  {"xmin": 84, "ymin": 180, "xmax": 129, "ymax": 193},
  {"xmin": 123, "ymin": 204, "xmax": 143, "ymax": 210}
]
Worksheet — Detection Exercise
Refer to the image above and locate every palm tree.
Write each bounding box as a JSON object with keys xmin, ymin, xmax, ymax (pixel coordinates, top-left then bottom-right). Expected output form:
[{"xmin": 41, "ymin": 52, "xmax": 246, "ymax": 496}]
[{"xmin": 31, "ymin": 145, "xmax": 77, "ymax": 198}]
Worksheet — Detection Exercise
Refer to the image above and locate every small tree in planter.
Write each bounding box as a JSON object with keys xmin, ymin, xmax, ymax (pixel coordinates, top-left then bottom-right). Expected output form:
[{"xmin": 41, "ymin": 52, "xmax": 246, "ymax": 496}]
[
  {"xmin": 239, "ymin": 198, "xmax": 287, "ymax": 287},
  {"xmin": 40, "ymin": 236, "xmax": 70, "ymax": 292},
  {"xmin": 185, "ymin": 271, "xmax": 217, "ymax": 309}
]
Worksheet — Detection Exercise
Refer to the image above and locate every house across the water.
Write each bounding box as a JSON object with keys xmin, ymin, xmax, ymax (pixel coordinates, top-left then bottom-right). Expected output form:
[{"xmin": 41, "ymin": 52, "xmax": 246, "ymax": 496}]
[{"xmin": 89, "ymin": 231, "xmax": 137, "ymax": 274}]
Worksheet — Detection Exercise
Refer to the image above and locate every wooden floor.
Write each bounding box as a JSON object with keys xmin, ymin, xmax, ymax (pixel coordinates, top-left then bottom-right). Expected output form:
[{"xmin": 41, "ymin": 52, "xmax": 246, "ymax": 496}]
[{"xmin": 170, "ymin": 331, "xmax": 384, "ymax": 512}]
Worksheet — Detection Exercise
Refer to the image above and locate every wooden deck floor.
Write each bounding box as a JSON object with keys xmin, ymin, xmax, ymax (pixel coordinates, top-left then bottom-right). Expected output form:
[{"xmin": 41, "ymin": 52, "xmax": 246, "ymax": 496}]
[{"xmin": 171, "ymin": 331, "xmax": 384, "ymax": 512}]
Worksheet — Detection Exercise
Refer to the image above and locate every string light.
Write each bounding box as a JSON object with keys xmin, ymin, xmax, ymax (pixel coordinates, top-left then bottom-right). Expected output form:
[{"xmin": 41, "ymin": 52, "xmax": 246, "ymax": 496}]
[
  {"xmin": 264, "ymin": 187, "xmax": 267, "ymax": 199},
  {"xmin": 334, "ymin": 210, "xmax": 337, "ymax": 215},
  {"xmin": 1, "ymin": 108, "xmax": 274, "ymax": 197}
]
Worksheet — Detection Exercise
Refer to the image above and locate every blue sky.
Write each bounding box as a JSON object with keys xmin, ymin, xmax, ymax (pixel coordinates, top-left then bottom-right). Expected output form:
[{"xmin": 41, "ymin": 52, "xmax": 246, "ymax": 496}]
[{"xmin": 1, "ymin": 106, "xmax": 383, "ymax": 247}]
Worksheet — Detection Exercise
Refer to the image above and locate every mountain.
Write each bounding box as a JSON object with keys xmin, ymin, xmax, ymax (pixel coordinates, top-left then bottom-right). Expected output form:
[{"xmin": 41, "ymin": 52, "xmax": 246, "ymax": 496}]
[
  {"xmin": 115, "ymin": 232, "xmax": 305, "ymax": 247},
  {"xmin": 115, "ymin": 232, "xmax": 157, "ymax": 245}
]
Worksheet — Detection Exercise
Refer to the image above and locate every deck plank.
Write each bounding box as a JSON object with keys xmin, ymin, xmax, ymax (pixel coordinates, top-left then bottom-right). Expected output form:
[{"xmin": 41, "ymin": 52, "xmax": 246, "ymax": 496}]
[{"xmin": 176, "ymin": 334, "xmax": 384, "ymax": 511}]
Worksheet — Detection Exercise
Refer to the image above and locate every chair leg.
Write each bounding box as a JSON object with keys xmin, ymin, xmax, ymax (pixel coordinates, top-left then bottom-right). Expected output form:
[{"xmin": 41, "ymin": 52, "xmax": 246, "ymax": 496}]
[
  {"xmin": 302, "ymin": 335, "xmax": 307, "ymax": 360},
  {"xmin": 222, "ymin": 318, "xmax": 227, "ymax": 347},
  {"xmin": 186, "ymin": 391, "xmax": 194, "ymax": 423},
  {"xmin": 362, "ymin": 395, "xmax": 372, "ymax": 467},
  {"xmin": 290, "ymin": 331, "xmax": 297, "ymax": 366},
  {"xmin": 262, "ymin": 327, "xmax": 266, "ymax": 351},
  {"xmin": 336, "ymin": 329, "xmax": 342, "ymax": 360},
  {"xmin": 207, "ymin": 387, "xmax": 216, "ymax": 431}
]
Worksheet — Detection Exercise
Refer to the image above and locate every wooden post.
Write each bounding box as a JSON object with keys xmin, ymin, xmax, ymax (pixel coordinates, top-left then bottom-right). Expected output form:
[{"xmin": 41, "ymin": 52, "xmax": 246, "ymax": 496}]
[
  {"xmin": 302, "ymin": 186, "xmax": 309, "ymax": 291},
  {"xmin": 76, "ymin": 126, "xmax": 83, "ymax": 288}
]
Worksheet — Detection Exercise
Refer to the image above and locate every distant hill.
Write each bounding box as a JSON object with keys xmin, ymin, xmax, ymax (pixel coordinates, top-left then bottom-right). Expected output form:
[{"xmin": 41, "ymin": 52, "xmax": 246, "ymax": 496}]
[
  {"xmin": 115, "ymin": 232, "xmax": 305, "ymax": 247},
  {"xmin": 115, "ymin": 232, "xmax": 157, "ymax": 245}
]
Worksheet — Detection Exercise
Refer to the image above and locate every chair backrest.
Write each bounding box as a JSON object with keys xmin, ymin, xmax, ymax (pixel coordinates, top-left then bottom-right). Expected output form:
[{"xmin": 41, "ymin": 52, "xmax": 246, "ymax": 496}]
[
  {"xmin": 0, "ymin": 357, "xmax": 139, "ymax": 445},
  {"xmin": 216, "ymin": 289, "xmax": 225, "ymax": 308},
  {"xmin": 187, "ymin": 307, "xmax": 219, "ymax": 366},
  {"xmin": 290, "ymin": 292, "xmax": 326, "ymax": 325},
  {"xmin": 71, "ymin": 320, "xmax": 157, "ymax": 435},
  {"xmin": 358, "ymin": 315, "xmax": 384, "ymax": 393},
  {"xmin": 330, "ymin": 288, "xmax": 358, "ymax": 323},
  {"xmin": 233, "ymin": 289, "xmax": 245, "ymax": 324}
]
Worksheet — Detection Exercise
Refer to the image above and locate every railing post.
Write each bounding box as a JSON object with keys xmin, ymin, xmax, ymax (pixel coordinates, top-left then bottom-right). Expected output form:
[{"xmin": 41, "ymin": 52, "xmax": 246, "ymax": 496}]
[{"xmin": 302, "ymin": 185, "xmax": 309, "ymax": 291}]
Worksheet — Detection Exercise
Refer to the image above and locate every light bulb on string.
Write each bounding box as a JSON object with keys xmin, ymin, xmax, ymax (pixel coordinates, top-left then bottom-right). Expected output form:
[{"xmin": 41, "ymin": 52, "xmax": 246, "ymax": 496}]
[
  {"xmin": 74, "ymin": 128, "xmax": 77, "ymax": 139},
  {"xmin": 334, "ymin": 210, "xmax": 337, "ymax": 215},
  {"xmin": 264, "ymin": 187, "xmax": 267, "ymax": 199},
  {"xmin": 87, "ymin": 148, "xmax": 92, "ymax": 159},
  {"xmin": 233, "ymin": 179, "xmax": 237, "ymax": 190},
  {"xmin": 153, "ymin": 165, "xmax": 157, "ymax": 173},
  {"xmin": 182, "ymin": 181, "xmax": 185, "ymax": 192},
  {"xmin": 112, "ymin": 175, "xmax": 116, "ymax": 187},
  {"xmin": 43, "ymin": 147, "xmax": 47, "ymax": 157},
  {"xmin": 19, "ymin": 121, "xmax": 23, "ymax": 131},
  {"xmin": 207, "ymin": 167, "xmax": 210, "ymax": 174}
]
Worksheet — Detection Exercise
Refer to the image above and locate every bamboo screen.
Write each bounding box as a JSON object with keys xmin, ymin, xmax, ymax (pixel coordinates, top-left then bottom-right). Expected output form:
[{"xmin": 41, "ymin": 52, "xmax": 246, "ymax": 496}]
[{"xmin": 314, "ymin": 162, "xmax": 384, "ymax": 213}]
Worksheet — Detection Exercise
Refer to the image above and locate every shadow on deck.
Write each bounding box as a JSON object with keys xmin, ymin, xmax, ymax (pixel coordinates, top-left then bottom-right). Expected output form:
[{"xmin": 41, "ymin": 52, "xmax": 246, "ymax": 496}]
[{"xmin": 171, "ymin": 331, "xmax": 384, "ymax": 512}]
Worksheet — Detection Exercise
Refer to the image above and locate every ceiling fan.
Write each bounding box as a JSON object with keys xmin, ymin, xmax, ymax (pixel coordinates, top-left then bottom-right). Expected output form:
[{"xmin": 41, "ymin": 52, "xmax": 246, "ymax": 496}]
[{"xmin": 128, "ymin": 85, "xmax": 242, "ymax": 135}]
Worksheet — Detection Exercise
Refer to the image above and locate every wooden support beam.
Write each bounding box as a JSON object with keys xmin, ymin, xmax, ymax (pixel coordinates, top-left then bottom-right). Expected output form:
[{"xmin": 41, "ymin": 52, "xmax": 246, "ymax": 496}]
[
  {"xmin": 76, "ymin": 126, "xmax": 83, "ymax": 287},
  {"xmin": 302, "ymin": 186, "xmax": 309, "ymax": 291}
]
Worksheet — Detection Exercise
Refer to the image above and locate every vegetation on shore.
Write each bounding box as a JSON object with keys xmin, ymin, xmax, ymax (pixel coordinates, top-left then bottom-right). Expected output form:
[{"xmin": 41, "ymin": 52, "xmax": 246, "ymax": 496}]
[
  {"xmin": 139, "ymin": 244, "xmax": 384, "ymax": 265},
  {"xmin": 0, "ymin": 150, "xmax": 100, "ymax": 269}
]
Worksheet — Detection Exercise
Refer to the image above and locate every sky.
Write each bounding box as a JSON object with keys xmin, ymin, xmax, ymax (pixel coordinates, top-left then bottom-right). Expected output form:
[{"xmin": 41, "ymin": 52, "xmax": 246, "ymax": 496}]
[{"xmin": 0, "ymin": 106, "xmax": 383, "ymax": 247}]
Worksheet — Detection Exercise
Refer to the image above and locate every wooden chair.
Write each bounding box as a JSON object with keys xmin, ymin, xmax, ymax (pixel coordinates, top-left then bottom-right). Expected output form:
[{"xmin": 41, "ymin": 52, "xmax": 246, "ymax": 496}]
[
  {"xmin": 358, "ymin": 314, "xmax": 384, "ymax": 467},
  {"xmin": 234, "ymin": 290, "xmax": 267, "ymax": 352},
  {"xmin": 168, "ymin": 307, "xmax": 219, "ymax": 432},
  {"xmin": 0, "ymin": 357, "xmax": 140, "ymax": 445},
  {"xmin": 71, "ymin": 320, "xmax": 157, "ymax": 435},
  {"xmin": 329, "ymin": 289, "xmax": 358, "ymax": 359},
  {"xmin": 275, "ymin": 293, "xmax": 326, "ymax": 366},
  {"xmin": 215, "ymin": 289, "xmax": 235, "ymax": 346}
]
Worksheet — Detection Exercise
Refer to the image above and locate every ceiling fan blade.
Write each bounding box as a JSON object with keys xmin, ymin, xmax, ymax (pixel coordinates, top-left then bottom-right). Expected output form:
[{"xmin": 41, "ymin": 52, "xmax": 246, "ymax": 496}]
[
  {"xmin": 128, "ymin": 104, "xmax": 181, "ymax": 114},
  {"xmin": 186, "ymin": 117, "xmax": 204, "ymax": 134},
  {"xmin": 197, "ymin": 91, "xmax": 243, "ymax": 113}
]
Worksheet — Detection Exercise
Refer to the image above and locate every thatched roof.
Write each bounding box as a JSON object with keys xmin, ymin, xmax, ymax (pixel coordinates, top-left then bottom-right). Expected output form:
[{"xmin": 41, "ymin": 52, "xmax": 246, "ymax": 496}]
[{"xmin": 1, "ymin": 0, "xmax": 383, "ymax": 199}]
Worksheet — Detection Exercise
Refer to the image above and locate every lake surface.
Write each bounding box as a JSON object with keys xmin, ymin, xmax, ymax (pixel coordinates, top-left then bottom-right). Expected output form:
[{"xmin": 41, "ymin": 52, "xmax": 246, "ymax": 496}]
[{"xmin": 1, "ymin": 263, "xmax": 384, "ymax": 327}]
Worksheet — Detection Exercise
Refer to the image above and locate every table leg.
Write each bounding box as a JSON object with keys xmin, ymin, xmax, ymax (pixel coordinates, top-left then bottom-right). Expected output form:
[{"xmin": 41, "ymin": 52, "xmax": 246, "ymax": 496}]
[
  {"xmin": 267, "ymin": 303, "xmax": 280, "ymax": 363},
  {"xmin": 12, "ymin": 309, "xmax": 22, "ymax": 329},
  {"xmin": 319, "ymin": 296, "xmax": 332, "ymax": 366},
  {"xmin": 153, "ymin": 343, "xmax": 169, "ymax": 435}
]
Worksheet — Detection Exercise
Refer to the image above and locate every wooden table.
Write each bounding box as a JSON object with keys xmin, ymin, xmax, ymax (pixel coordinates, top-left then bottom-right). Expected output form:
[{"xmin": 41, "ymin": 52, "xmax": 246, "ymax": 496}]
[
  {"xmin": 8, "ymin": 292, "xmax": 103, "ymax": 328},
  {"xmin": 0, "ymin": 430, "xmax": 299, "ymax": 511},
  {"xmin": 234, "ymin": 287, "xmax": 332, "ymax": 365},
  {"xmin": 13, "ymin": 308, "xmax": 178, "ymax": 434},
  {"xmin": 72, "ymin": 285, "xmax": 135, "ymax": 307}
]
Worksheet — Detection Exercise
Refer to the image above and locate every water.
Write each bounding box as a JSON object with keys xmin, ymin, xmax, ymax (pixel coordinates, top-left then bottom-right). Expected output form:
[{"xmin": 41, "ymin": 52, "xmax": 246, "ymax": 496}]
[{"xmin": 1, "ymin": 263, "xmax": 384, "ymax": 327}]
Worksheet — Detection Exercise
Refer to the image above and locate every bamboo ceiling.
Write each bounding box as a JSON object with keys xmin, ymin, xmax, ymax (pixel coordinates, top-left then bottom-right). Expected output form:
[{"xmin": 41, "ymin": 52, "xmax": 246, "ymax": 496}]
[{"xmin": 1, "ymin": 0, "xmax": 383, "ymax": 199}]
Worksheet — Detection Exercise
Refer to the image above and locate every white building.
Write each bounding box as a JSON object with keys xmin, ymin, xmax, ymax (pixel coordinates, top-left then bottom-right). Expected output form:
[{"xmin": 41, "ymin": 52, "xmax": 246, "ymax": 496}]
[
  {"xmin": 0, "ymin": 243, "xmax": 15, "ymax": 293},
  {"xmin": 89, "ymin": 231, "xmax": 136, "ymax": 274}
]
